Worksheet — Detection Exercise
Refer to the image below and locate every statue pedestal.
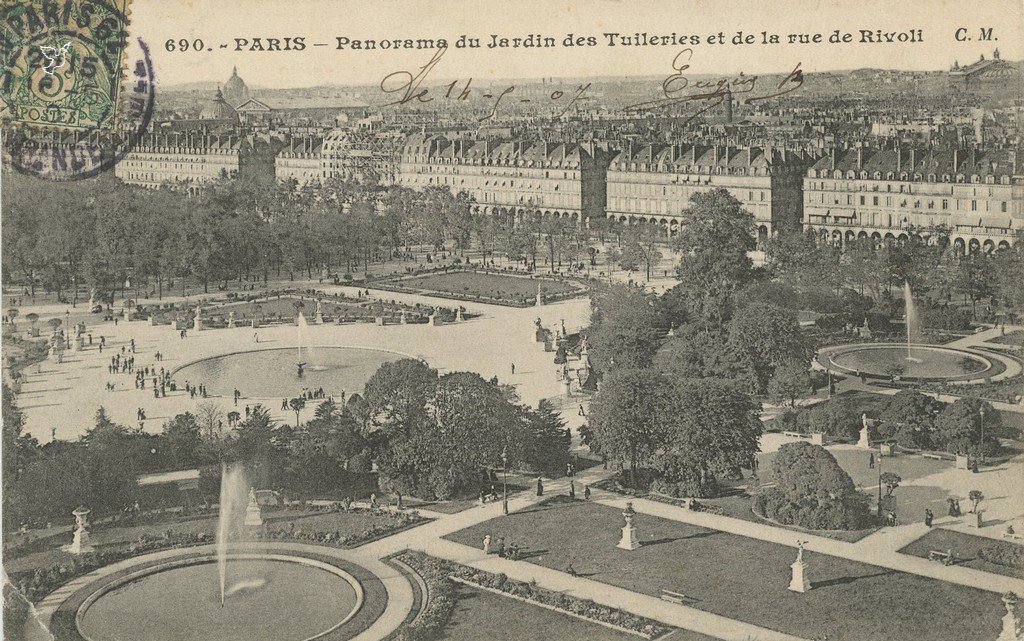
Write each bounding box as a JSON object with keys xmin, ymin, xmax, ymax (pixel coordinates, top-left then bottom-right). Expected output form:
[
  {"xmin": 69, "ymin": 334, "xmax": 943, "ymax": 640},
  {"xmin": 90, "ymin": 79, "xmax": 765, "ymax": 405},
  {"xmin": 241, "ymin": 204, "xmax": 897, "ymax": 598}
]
[
  {"xmin": 316, "ymin": 313, "xmax": 324, "ymax": 325},
  {"xmin": 228, "ymin": 313, "xmax": 236, "ymax": 328},
  {"xmin": 428, "ymin": 315, "xmax": 438, "ymax": 326},
  {"xmin": 375, "ymin": 316, "xmax": 385, "ymax": 326},
  {"xmin": 857, "ymin": 426, "xmax": 871, "ymax": 449},
  {"xmin": 456, "ymin": 309, "xmax": 463, "ymax": 322},
  {"xmin": 64, "ymin": 528, "xmax": 93, "ymax": 555},
  {"xmin": 244, "ymin": 501, "xmax": 263, "ymax": 527},
  {"xmin": 617, "ymin": 525, "xmax": 641, "ymax": 550},
  {"xmin": 789, "ymin": 560, "xmax": 811, "ymax": 593},
  {"xmin": 999, "ymin": 593, "xmax": 1024, "ymax": 641},
  {"xmin": 193, "ymin": 317, "xmax": 202, "ymax": 332}
]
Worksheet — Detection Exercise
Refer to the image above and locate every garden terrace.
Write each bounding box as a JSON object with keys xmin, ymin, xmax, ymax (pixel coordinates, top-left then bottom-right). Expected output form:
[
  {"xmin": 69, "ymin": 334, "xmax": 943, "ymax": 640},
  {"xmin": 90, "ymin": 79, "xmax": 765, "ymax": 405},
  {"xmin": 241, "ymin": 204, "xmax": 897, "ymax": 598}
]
[
  {"xmin": 141, "ymin": 290, "xmax": 467, "ymax": 327},
  {"xmin": 445, "ymin": 497, "xmax": 1005, "ymax": 641},
  {"xmin": 5, "ymin": 505, "xmax": 427, "ymax": 578},
  {"xmin": 372, "ymin": 268, "xmax": 587, "ymax": 307}
]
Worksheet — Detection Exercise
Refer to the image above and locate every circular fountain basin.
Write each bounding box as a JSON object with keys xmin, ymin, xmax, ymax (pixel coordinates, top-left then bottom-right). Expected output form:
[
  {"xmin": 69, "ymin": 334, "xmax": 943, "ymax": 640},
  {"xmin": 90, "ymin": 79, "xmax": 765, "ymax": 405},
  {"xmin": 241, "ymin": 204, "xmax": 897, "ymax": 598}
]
[
  {"xmin": 824, "ymin": 343, "xmax": 994, "ymax": 382},
  {"xmin": 174, "ymin": 346, "xmax": 412, "ymax": 398},
  {"xmin": 77, "ymin": 555, "xmax": 361, "ymax": 641}
]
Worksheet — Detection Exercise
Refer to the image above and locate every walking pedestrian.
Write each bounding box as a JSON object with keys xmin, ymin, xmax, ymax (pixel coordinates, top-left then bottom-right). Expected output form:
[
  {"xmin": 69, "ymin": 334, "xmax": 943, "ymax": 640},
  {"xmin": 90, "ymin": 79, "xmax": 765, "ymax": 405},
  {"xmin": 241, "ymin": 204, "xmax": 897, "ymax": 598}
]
[
  {"xmin": 869, "ymin": 453, "xmax": 875, "ymax": 469},
  {"xmin": 511, "ymin": 362, "xmax": 515, "ymax": 375},
  {"xmin": 536, "ymin": 477, "xmax": 544, "ymax": 497},
  {"xmin": 584, "ymin": 484, "xmax": 591, "ymax": 500},
  {"xmin": 568, "ymin": 480, "xmax": 575, "ymax": 499},
  {"xmin": 924, "ymin": 509, "xmax": 934, "ymax": 527}
]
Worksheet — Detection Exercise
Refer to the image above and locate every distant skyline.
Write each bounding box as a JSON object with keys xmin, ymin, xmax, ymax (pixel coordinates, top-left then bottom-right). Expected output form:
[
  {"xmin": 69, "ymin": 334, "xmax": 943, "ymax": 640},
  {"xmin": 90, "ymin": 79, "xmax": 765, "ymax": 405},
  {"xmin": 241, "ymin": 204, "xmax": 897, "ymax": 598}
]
[{"xmin": 125, "ymin": 0, "xmax": 1024, "ymax": 89}]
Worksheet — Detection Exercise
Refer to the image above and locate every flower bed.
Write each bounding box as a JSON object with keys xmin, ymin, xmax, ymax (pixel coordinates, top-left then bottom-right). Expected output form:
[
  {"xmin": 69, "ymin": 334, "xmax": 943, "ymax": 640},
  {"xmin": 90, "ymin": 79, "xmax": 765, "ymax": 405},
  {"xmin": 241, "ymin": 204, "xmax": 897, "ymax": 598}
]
[
  {"xmin": 371, "ymin": 268, "xmax": 587, "ymax": 308},
  {"xmin": 978, "ymin": 544, "xmax": 1024, "ymax": 571},
  {"xmin": 394, "ymin": 550, "xmax": 672, "ymax": 640}
]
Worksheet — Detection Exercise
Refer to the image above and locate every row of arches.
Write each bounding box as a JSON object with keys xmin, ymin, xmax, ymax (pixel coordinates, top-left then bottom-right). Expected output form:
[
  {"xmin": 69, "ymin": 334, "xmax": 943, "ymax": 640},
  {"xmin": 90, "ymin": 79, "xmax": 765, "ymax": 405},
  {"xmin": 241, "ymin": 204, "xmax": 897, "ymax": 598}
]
[{"xmin": 807, "ymin": 227, "xmax": 1013, "ymax": 255}]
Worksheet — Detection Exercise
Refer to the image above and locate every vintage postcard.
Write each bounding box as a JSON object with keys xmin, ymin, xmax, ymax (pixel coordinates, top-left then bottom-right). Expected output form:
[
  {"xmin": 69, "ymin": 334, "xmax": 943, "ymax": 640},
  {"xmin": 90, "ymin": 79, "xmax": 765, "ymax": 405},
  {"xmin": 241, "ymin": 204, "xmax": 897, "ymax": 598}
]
[{"xmin": 2, "ymin": 1, "xmax": 1023, "ymax": 640}]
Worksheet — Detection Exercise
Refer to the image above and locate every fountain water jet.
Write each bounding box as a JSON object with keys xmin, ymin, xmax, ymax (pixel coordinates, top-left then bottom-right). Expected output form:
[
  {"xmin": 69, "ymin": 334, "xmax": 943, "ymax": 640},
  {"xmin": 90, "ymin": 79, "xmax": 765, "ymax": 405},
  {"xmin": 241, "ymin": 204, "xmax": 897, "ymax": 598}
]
[
  {"xmin": 216, "ymin": 463, "xmax": 251, "ymax": 606},
  {"xmin": 296, "ymin": 312, "xmax": 308, "ymax": 377},
  {"xmin": 903, "ymin": 281, "xmax": 923, "ymax": 363}
]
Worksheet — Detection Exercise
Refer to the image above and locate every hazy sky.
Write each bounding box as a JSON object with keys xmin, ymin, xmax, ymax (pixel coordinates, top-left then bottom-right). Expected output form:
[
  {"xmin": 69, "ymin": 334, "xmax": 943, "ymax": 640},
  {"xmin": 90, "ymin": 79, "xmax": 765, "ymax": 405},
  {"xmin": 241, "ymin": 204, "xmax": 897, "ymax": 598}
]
[{"xmin": 125, "ymin": 0, "xmax": 1024, "ymax": 88}]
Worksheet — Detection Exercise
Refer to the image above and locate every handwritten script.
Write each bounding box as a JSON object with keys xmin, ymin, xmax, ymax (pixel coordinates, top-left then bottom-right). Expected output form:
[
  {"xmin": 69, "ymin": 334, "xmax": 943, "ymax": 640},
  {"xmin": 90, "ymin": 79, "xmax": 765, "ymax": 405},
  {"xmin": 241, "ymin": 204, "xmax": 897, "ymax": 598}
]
[
  {"xmin": 380, "ymin": 47, "xmax": 592, "ymax": 121},
  {"xmin": 622, "ymin": 48, "xmax": 803, "ymax": 120},
  {"xmin": 379, "ymin": 46, "xmax": 803, "ymax": 123}
]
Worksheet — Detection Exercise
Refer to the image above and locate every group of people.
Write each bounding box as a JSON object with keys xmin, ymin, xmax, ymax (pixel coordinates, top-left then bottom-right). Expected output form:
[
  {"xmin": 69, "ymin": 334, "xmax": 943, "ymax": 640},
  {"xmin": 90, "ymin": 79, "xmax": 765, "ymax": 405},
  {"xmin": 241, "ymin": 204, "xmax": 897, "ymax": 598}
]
[
  {"xmin": 184, "ymin": 381, "xmax": 208, "ymax": 399},
  {"xmin": 482, "ymin": 534, "xmax": 523, "ymax": 560}
]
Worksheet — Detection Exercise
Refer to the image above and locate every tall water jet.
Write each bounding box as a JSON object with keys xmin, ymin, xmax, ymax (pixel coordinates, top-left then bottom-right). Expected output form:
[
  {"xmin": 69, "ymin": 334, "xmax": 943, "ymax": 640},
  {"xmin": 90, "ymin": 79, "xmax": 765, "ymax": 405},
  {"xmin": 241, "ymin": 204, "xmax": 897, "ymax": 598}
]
[
  {"xmin": 903, "ymin": 281, "xmax": 922, "ymax": 363},
  {"xmin": 296, "ymin": 311, "xmax": 308, "ymax": 377},
  {"xmin": 216, "ymin": 463, "xmax": 250, "ymax": 606}
]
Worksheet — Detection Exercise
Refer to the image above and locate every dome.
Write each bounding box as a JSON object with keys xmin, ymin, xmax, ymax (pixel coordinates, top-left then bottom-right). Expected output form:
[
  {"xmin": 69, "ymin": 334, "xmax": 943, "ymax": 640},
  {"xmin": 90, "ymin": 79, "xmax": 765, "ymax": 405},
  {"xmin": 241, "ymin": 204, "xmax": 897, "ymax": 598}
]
[
  {"xmin": 223, "ymin": 66, "xmax": 250, "ymax": 107},
  {"xmin": 199, "ymin": 87, "xmax": 238, "ymax": 121}
]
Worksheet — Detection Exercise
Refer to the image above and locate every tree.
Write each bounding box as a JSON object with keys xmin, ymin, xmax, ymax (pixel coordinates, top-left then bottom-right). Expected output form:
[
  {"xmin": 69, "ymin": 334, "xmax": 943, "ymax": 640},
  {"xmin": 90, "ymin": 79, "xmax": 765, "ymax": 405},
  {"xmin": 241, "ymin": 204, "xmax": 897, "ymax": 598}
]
[
  {"xmin": 767, "ymin": 360, "xmax": 810, "ymax": 407},
  {"xmin": 934, "ymin": 398, "xmax": 1000, "ymax": 456},
  {"xmin": 753, "ymin": 441, "xmax": 870, "ymax": 530},
  {"xmin": 586, "ymin": 368, "xmax": 672, "ymax": 486},
  {"xmin": 877, "ymin": 390, "xmax": 941, "ymax": 449},
  {"xmin": 654, "ymin": 324, "xmax": 738, "ymax": 381},
  {"xmin": 289, "ymin": 397, "xmax": 307, "ymax": 427},
  {"xmin": 618, "ymin": 225, "xmax": 663, "ymax": 281},
  {"xmin": 652, "ymin": 377, "xmax": 763, "ymax": 497},
  {"xmin": 587, "ymin": 282, "xmax": 659, "ymax": 372},
  {"xmin": 161, "ymin": 413, "xmax": 203, "ymax": 469},
  {"xmin": 806, "ymin": 397, "xmax": 859, "ymax": 439},
  {"xmin": 992, "ymin": 245, "xmax": 1024, "ymax": 315},
  {"xmin": 80, "ymin": 408, "xmax": 141, "ymax": 514},
  {"xmin": 880, "ymin": 471, "xmax": 901, "ymax": 497},
  {"xmin": 956, "ymin": 255, "xmax": 995, "ymax": 319},
  {"xmin": 727, "ymin": 303, "xmax": 812, "ymax": 395},
  {"xmin": 363, "ymin": 359, "xmax": 438, "ymax": 431},
  {"xmin": 765, "ymin": 229, "xmax": 841, "ymax": 291},
  {"xmin": 195, "ymin": 401, "xmax": 225, "ymax": 442},
  {"xmin": 523, "ymin": 400, "xmax": 571, "ymax": 476},
  {"xmin": 968, "ymin": 489, "xmax": 984, "ymax": 513},
  {"xmin": 672, "ymin": 189, "xmax": 756, "ymax": 332}
]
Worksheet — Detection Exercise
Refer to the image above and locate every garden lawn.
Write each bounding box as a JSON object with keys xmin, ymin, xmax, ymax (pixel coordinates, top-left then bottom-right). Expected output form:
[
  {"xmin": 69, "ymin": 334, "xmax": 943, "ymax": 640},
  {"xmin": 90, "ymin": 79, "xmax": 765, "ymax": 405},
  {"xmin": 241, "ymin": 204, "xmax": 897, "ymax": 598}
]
[
  {"xmin": 397, "ymin": 272, "xmax": 577, "ymax": 303},
  {"xmin": 899, "ymin": 528, "xmax": 1024, "ymax": 579},
  {"xmin": 989, "ymin": 330, "xmax": 1024, "ymax": 346},
  {"xmin": 4, "ymin": 508, "xmax": 410, "ymax": 574},
  {"xmin": 445, "ymin": 498, "xmax": 1004, "ymax": 641}
]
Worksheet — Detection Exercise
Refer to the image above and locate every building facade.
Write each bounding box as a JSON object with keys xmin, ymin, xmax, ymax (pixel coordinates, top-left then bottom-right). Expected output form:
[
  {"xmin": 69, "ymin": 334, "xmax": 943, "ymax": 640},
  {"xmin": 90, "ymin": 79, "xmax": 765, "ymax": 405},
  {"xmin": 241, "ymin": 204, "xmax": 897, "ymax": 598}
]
[
  {"xmin": 116, "ymin": 134, "xmax": 279, "ymax": 191},
  {"xmin": 398, "ymin": 135, "xmax": 610, "ymax": 222},
  {"xmin": 605, "ymin": 143, "xmax": 810, "ymax": 242},
  {"xmin": 803, "ymin": 146, "xmax": 1023, "ymax": 253}
]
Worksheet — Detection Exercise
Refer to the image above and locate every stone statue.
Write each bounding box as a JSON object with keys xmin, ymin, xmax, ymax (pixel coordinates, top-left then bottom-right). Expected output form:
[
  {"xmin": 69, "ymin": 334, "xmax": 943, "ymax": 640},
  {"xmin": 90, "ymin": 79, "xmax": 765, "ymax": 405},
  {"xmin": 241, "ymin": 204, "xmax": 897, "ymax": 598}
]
[{"xmin": 618, "ymin": 502, "xmax": 640, "ymax": 550}]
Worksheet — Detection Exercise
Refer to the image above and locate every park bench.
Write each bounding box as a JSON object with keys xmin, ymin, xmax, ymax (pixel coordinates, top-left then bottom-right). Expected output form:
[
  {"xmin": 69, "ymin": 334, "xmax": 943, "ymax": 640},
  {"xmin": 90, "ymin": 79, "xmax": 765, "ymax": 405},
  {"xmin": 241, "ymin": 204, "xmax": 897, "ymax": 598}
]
[
  {"xmin": 783, "ymin": 431, "xmax": 809, "ymax": 439},
  {"xmin": 1002, "ymin": 531, "xmax": 1024, "ymax": 541},
  {"xmin": 660, "ymin": 590, "xmax": 696, "ymax": 604},
  {"xmin": 928, "ymin": 550, "xmax": 955, "ymax": 566},
  {"xmin": 922, "ymin": 453, "xmax": 949, "ymax": 461}
]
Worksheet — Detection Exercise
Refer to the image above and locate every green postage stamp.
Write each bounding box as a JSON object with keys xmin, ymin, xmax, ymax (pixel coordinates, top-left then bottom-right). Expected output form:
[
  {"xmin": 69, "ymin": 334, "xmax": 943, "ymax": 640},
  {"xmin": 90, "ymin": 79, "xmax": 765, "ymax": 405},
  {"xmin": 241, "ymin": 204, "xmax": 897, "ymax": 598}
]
[{"xmin": 0, "ymin": 0, "xmax": 132, "ymax": 130}]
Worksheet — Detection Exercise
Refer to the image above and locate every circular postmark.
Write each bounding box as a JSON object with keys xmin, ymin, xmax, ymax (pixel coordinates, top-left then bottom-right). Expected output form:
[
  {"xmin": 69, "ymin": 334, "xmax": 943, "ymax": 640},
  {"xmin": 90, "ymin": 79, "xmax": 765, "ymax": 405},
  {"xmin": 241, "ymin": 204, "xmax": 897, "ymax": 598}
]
[{"xmin": 2, "ymin": 36, "xmax": 155, "ymax": 181}]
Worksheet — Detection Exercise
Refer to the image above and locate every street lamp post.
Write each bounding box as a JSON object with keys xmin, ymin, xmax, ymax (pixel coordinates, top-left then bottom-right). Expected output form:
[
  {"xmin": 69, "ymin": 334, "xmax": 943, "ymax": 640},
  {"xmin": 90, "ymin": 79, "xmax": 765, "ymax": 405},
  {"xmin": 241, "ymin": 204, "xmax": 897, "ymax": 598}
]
[
  {"xmin": 501, "ymin": 446, "xmax": 509, "ymax": 515},
  {"xmin": 876, "ymin": 446, "xmax": 883, "ymax": 518},
  {"xmin": 979, "ymin": 407, "xmax": 986, "ymax": 465}
]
